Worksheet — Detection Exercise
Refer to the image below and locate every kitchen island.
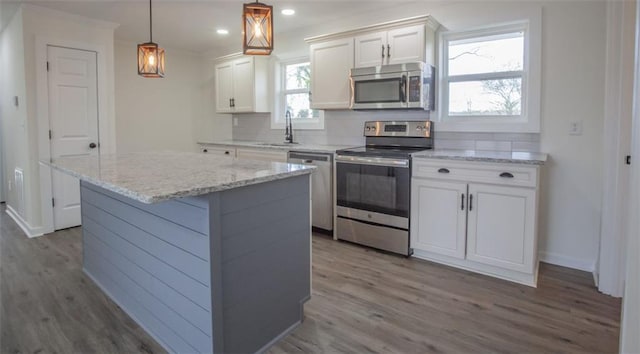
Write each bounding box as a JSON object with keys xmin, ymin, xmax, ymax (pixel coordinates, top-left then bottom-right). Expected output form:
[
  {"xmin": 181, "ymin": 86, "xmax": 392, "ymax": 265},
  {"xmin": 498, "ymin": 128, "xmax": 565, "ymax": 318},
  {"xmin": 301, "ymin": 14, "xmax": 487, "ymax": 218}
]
[{"xmin": 46, "ymin": 152, "xmax": 315, "ymax": 354}]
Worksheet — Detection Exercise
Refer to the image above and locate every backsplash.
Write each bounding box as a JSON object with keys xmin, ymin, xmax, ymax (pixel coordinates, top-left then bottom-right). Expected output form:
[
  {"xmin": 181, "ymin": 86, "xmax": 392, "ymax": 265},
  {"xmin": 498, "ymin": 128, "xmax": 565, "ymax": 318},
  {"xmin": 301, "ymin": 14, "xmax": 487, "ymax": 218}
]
[{"xmin": 231, "ymin": 111, "xmax": 540, "ymax": 152}]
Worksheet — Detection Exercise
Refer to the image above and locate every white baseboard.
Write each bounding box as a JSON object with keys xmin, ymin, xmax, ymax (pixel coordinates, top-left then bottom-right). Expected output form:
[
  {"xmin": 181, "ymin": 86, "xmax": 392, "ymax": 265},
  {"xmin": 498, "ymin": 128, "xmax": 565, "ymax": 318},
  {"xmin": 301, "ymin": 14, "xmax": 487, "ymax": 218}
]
[
  {"xmin": 538, "ymin": 250, "xmax": 596, "ymax": 272},
  {"xmin": 5, "ymin": 205, "xmax": 44, "ymax": 238}
]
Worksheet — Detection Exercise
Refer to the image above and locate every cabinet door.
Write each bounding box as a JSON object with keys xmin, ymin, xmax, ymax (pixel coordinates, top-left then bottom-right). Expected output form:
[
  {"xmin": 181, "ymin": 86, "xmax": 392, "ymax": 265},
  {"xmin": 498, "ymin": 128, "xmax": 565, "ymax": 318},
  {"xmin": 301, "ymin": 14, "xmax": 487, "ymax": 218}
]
[
  {"xmin": 215, "ymin": 62, "xmax": 234, "ymax": 113},
  {"xmin": 387, "ymin": 24, "xmax": 425, "ymax": 65},
  {"xmin": 231, "ymin": 57, "xmax": 255, "ymax": 112},
  {"xmin": 236, "ymin": 148, "xmax": 287, "ymax": 163},
  {"xmin": 309, "ymin": 38, "xmax": 354, "ymax": 109},
  {"xmin": 410, "ymin": 179, "xmax": 467, "ymax": 259},
  {"xmin": 466, "ymin": 184, "xmax": 536, "ymax": 273},
  {"xmin": 354, "ymin": 31, "xmax": 387, "ymax": 68}
]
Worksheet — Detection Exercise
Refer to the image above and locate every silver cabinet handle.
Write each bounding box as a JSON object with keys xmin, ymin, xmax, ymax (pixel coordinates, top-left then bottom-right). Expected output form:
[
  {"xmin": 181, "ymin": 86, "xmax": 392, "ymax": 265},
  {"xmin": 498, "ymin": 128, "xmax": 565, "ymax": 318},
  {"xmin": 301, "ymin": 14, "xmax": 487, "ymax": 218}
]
[
  {"xmin": 500, "ymin": 172, "xmax": 514, "ymax": 178},
  {"xmin": 461, "ymin": 194, "xmax": 465, "ymax": 210},
  {"xmin": 387, "ymin": 44, "xmax": 391, "ymax": 58},
  {"xmin": 381, "ymin": 45, "xmax": 385, "ymax": 58}
]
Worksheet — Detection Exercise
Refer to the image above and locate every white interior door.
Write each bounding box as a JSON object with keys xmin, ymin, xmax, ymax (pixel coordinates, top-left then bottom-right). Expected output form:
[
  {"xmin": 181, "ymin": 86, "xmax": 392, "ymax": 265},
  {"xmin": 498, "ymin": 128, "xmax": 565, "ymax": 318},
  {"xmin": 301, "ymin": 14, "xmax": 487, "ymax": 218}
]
[{"xmin": 48, "ymin": 46, "xmax": 99, "ymax": 230}]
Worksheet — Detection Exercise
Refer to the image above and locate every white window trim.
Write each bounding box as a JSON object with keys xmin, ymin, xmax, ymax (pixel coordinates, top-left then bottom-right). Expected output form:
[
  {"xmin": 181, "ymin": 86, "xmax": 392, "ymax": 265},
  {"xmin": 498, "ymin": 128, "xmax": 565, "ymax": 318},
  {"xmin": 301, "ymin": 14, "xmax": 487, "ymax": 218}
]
[
  {"xmin": 271, "ymin": 57, "xmax": 325, "ymax": 130},
  {"xmin": 436, "ymin": 17, "xmax": 541, "ymax": 133}
]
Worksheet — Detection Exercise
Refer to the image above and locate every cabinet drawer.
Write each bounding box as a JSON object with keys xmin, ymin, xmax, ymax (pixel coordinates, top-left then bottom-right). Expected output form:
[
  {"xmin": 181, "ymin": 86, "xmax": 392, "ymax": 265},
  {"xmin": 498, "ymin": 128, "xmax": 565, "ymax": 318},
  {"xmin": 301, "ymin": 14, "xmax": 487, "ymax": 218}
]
[
  {"xmin": 201, "ymin": 145, "xmax": 236, "ymax": 157},
  {"xmin": 412, "ymin": 159, "xmax": 539, "ymax": 188},
  {"xmin": 236, "ymin": 148, "xmax": 288, "ymax": 163}
]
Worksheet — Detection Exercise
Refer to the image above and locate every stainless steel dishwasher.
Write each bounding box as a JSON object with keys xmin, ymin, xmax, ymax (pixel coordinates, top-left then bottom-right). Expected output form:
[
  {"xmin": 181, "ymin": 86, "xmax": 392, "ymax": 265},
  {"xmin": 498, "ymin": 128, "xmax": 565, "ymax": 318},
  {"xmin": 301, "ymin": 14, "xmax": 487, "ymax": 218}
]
[{"xmin": 287, "ymin": 151, "xmax": 333, "ymax": 231}]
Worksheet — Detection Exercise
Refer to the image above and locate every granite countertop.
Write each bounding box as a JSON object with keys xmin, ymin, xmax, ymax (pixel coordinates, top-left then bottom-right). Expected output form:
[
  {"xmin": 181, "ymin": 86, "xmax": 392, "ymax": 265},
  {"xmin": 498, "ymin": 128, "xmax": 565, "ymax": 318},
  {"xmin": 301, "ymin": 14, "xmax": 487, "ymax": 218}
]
[
  {"xmin": 198, "ymin": 140, "xmax": 356, "ymax": 153},
  {"xmin": 412, "ymin": 149, "xmax": 548, "ymax": 165},
  {"xmin": 44, "ymin": 151, "xmax": 315, "ymax": 204}
]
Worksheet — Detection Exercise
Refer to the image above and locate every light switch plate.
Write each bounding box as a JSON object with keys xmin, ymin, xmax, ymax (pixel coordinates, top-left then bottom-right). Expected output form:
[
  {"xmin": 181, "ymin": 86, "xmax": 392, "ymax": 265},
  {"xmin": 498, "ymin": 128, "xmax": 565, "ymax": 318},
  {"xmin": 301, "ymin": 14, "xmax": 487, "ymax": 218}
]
[{"xmin": 569, "ymin": 120, "xmax": 583, "ymax": 135}]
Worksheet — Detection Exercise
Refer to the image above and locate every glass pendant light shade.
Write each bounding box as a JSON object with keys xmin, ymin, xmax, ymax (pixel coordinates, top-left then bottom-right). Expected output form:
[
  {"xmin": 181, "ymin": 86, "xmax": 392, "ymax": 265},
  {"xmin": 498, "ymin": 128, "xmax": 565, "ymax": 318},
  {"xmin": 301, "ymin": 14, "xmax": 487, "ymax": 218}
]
[
  {"xmin": 138, "ymin": 42, "xmax": 165, "ymax": 77},
  {"xmin": 242, "ymin": 1, "xmax": 273, "ymax": 55},
  {"xmin": 137, "ymin": 0, "xmax": 165, "ymax": 77}
]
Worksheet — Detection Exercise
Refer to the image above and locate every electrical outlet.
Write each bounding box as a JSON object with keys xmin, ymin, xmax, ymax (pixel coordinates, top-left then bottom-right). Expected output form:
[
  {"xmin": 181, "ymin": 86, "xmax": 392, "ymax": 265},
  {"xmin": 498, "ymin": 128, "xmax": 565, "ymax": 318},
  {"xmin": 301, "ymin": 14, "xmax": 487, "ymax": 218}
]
[
  {"xmin": 233, "ymin": 117, "xmax": 238, "ymax": 127},
  {"xmin": 569, "ymin": 120, "xmax": 583, "ymax": 135}
]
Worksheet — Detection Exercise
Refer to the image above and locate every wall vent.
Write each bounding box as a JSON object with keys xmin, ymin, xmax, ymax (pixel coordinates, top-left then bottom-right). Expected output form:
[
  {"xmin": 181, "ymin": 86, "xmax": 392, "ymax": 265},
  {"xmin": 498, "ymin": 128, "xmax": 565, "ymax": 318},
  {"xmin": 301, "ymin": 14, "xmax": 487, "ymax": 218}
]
[{"xmin": 14, "ymin": 168, "xmax": 25, "ymax": 217}]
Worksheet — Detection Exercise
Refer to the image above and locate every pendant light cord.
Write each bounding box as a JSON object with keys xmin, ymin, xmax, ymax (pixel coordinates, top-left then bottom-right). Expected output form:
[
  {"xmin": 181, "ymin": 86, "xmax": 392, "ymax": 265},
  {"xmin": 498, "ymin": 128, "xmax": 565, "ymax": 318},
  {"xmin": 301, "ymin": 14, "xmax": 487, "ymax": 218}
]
[{"xmin": 149, "ymin": 0, "xmax": 153, "ymax": 43}]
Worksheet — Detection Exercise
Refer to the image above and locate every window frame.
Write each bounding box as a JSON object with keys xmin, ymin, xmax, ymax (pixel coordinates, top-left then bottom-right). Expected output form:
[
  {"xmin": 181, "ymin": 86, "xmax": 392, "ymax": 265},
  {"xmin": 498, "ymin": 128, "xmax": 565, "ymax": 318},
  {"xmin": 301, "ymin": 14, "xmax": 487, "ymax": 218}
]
[
  {"xmin": 436, "ymin": 20, "xmax": 541, "ymax": 133},
  {"xmin": 271, "ymin": 57, "xmax": 324, "ymax": 130}
]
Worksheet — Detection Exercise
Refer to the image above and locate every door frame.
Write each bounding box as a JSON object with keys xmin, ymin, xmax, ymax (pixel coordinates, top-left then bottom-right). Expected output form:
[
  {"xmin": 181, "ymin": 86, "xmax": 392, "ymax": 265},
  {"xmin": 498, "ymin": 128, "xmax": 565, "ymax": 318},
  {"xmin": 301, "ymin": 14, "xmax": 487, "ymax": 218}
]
[{"xmin": 36, "ymin": 37, "xmax": 115, "ymax": 234}]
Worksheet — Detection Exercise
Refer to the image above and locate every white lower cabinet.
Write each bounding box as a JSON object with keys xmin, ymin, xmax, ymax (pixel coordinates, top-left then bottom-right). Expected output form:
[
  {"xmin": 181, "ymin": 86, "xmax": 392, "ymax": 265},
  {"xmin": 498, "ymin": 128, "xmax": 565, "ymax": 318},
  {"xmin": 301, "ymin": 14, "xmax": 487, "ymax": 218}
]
[
  {"xmin": 410, "ymin": 159, "xmax": 540, "ymax": 286},
  {"xmin": 466, "ymin": 184, "xmax": 536, "ymax": 274},
  {"xmin": 411, "ymin": 179, "xmax": 467, "ymax": 259}
]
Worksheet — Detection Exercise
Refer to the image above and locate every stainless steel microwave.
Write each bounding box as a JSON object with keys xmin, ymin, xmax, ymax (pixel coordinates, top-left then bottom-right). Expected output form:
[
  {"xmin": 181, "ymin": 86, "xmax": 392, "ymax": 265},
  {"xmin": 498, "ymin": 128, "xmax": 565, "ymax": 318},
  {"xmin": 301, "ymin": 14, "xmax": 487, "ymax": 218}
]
[{"xmin": 350, "ymin": 62, "xmax": 435, "ymax": 110}]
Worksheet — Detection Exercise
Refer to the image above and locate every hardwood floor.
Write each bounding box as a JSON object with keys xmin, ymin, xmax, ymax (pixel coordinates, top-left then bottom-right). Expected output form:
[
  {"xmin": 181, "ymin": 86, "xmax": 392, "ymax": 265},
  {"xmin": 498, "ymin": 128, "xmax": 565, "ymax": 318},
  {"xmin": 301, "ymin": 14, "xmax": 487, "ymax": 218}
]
[{"xmin": 1, "ymin": 204, "xmax": 621, "ymax": 353}]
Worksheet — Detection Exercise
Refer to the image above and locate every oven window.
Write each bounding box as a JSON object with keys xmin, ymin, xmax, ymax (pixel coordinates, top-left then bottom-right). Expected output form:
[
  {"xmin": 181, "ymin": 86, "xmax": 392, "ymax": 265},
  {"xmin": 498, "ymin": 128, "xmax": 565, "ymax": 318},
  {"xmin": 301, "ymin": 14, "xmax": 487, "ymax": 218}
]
[
  {"xmin": 354, "ymin": 78, "xmax": 402, "ymax": 103},
  {"xmin": 337, "ymin": 163, "xmax": 410, "ymax": 217}
]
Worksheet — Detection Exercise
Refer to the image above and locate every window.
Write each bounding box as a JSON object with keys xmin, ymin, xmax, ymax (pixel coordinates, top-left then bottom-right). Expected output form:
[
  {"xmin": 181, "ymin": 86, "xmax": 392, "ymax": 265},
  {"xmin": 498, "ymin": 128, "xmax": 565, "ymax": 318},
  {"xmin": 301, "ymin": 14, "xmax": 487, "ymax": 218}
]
[
  {"xmin": 438, "ymin": 21, "xmax": 541, "ymax": 132},
  {"xmin": 272, "ymin": 59, "xmax": 324, "ymax": 130}
]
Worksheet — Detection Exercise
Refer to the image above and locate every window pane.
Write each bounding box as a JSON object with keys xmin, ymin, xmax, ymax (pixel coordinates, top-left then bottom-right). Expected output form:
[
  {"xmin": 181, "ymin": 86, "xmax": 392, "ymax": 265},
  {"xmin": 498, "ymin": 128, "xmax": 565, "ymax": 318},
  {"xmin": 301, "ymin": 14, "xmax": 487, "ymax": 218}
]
[
  {"xmin": 448, "ymin": 78, "xmax": 522, "ymax": 116},
  {"xmin": 286, "ymin": 62, "xmax": 311, "ymax": 90},
  {"xmin": 286, "ymin": 93, "xmax": 319, "ymax": 119},
  {"xmin": 448, "ymin": 31, "xmax": 524, "ymax": 76}
]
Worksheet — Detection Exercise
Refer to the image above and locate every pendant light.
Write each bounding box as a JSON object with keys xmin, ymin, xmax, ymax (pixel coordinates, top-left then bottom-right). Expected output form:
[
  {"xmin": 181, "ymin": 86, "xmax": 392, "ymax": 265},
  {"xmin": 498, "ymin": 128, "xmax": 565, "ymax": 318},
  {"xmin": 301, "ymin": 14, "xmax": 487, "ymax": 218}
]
[
  {"xmin": 242, "ymin": 1, "xmax": 273, "ymax": 55},
  {"xmin": 137, "ymin": 0, "xmax": 165, "ymax": 77}
]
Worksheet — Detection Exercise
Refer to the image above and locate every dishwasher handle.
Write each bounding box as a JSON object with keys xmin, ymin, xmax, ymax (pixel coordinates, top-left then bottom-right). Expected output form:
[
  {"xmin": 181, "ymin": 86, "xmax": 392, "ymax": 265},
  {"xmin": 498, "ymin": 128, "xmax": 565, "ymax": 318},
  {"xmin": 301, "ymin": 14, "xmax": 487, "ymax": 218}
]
[{"xmin": 287, "ymin": 151, "xmax": 332, "ymax": 162}]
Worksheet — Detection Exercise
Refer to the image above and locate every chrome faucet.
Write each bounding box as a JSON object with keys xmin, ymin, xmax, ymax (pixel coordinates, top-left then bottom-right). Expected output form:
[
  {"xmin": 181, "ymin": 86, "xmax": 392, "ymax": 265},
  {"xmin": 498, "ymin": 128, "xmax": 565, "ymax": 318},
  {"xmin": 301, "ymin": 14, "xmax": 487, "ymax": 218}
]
[{"xmin": 285, "ymin": 110, "xmax": 294, "ymax": 143}]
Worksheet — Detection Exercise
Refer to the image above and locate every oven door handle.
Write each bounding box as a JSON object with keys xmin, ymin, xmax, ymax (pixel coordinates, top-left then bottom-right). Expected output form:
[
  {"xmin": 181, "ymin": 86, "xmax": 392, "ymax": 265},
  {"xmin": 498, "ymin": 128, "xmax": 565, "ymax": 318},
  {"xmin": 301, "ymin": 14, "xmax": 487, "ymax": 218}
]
[{"xmin": 336, "ymin": 155, "xmax": 409, "ymax": 168}]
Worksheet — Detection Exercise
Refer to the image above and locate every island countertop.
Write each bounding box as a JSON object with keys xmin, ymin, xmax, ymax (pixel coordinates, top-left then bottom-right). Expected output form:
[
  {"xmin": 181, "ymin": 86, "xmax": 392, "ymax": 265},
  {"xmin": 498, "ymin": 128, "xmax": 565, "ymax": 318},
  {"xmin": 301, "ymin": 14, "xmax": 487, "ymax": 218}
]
[{"xmin": 45, "ymin": 151, "xmax": 315, "ymax": 204}]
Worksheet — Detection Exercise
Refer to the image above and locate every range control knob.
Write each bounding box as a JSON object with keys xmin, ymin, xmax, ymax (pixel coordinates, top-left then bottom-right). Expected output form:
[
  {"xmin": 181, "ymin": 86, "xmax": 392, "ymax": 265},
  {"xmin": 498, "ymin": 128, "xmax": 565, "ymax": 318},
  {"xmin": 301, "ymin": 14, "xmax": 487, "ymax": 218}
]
[
  {"xmin": 416, "ymin": 125, "xmax": 422, "ymax": 131},
  {"xmin": 371, "ymin": 126, "xmax": 377, "ymax": 131},
  {"xmin": 366, "ymin": 126, "xmax": 371, "ymax": 131}
]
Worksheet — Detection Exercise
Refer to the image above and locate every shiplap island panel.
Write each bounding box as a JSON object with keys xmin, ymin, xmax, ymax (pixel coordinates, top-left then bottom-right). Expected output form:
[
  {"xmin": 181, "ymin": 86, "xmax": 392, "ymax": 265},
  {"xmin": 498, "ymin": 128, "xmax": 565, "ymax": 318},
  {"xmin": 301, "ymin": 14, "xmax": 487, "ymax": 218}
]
[{"xmin": 46, "ymin": 152, "xmax": 315, "ymax": 353}]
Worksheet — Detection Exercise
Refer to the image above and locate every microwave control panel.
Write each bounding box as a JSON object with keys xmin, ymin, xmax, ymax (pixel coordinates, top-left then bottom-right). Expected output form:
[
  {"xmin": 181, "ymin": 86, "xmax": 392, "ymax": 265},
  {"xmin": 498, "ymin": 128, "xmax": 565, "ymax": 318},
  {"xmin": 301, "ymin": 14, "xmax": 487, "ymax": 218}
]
[{"xmin": 409, "ymin": 76, "xmax": 421, "ymax": 102}]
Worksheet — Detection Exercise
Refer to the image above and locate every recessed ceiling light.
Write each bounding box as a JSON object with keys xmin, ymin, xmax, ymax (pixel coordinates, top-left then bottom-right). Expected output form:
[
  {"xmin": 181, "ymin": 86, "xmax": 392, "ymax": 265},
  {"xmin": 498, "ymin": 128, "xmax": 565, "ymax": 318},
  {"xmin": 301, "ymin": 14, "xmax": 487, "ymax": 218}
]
[
  {"xmin": 217, "ymin": 29, "xmax": 229, "ymax": 35},
  {"xmin": 281, "ymin": 9, "xmax": 295, "ymax": 16}
]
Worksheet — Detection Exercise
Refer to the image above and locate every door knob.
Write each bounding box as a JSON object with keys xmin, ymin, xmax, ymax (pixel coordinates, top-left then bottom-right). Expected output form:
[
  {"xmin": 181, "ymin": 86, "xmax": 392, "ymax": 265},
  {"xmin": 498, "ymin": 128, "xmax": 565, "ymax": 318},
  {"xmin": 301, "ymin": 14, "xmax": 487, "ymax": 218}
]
[{"xmin": 89, "ymin": 142, "xmax": 97, "ymax": 149}]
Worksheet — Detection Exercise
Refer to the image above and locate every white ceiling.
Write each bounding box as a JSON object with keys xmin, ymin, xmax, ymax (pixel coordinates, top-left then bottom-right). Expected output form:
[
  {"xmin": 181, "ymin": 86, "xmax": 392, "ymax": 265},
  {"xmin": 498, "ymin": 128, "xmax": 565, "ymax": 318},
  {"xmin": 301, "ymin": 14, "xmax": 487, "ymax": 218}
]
[{"xmin": 0, "ymin": 0, "xmax": 409, "ymax": 53}]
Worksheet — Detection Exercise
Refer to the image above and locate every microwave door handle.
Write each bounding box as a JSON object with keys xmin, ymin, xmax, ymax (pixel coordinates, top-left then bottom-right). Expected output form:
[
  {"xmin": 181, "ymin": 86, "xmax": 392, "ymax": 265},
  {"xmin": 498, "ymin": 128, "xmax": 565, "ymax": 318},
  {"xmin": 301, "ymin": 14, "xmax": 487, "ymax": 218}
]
[{"xmin": 400, "ymin": 75, "xmax": 407, "ymax": 103}]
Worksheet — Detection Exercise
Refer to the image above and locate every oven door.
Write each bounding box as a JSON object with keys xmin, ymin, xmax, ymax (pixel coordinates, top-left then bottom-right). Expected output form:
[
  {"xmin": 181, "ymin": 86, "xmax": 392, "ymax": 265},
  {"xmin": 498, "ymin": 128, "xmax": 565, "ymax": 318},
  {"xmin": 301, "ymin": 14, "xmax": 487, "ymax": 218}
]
[
  {"xmin": 335, "ymin": 156, "xmax": 410, "ymax": 228},
  {"xmin": 350, "ymin": 72, "xmax": 408, "ymax": 110}
]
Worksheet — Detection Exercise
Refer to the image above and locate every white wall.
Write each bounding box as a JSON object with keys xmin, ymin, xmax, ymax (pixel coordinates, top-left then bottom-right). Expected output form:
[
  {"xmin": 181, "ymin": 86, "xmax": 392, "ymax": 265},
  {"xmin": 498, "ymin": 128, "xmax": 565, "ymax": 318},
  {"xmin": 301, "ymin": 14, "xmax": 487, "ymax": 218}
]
[
  {"xmin": 0, "ymin": 8, "xmax": 28, "ymax": 215},
  {"xmin": 115, "ymin": 40, "xmax": 201, "ymax": 152},
  {"xmin": 536, "ymin": 1, "xmax": 606, "ymax": 271},
  {"xmin": 227, "ymin": 1, "xmax": 609, "ymax": 272},
  {"xmin": 0, "ymin": 5, "xmax": 117, "ymax": 235},
  {"xmin": 620, "ymin": 1, "xmax": 640, "ymax": 348}
]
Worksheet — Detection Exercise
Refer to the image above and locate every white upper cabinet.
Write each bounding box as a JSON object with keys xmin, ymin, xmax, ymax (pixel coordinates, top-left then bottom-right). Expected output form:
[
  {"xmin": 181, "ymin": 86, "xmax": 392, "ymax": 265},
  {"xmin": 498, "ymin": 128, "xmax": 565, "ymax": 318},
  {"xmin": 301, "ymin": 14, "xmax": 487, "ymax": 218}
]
[
  {"xmin": 355, "ymin": 25, "xmax": 426, "ymax": 67},
  {"xmin": 354, "ymin": 31, "xmax": 387, "ymax": 67},
  {"xmin": 309, "ymin": 38, "xmax": 354, "ymax": 110},
  {"xmin": 215, "ymin": 62, "xmax": 234, "ymax": 113},
  {"xmin": 386, "ymin": 25, "xmax": 426, "ymax": 64},
  {"xmin": 215, "ymin": 55, "xmax": 269, "ymax": 113},
  {"xmin": 306, "ymin": 16, "xmax": 439, "ymax": 110}
]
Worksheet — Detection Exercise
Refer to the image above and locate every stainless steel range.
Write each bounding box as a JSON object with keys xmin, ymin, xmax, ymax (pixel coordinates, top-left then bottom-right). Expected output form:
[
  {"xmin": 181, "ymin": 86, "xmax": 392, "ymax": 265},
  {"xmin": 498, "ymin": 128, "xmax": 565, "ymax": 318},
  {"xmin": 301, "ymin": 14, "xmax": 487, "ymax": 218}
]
[{"xmin": 335, "ymin": 120, "xmax": 433, "ymax": 256}]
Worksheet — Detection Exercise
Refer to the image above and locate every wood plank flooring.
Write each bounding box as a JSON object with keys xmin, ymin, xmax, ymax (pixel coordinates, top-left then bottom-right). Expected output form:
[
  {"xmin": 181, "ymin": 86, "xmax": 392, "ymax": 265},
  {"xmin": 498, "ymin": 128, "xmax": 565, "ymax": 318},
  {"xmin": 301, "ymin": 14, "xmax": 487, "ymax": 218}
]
[{"xmin": 1, "ymin": 204, "xmax": 621, "ymax": 353}]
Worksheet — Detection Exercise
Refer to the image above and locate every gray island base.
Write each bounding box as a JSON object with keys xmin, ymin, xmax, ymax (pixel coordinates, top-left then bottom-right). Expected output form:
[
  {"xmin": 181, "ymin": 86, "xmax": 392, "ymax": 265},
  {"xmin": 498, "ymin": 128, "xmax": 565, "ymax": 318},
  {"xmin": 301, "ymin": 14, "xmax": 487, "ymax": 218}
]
[
  {"xmin": 44, "ymin": 152, "xmax": 314, "ymax": 353},
  {"xmin": 76, "ymin": 172, "xmax": 310, "ymax": 353}
]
